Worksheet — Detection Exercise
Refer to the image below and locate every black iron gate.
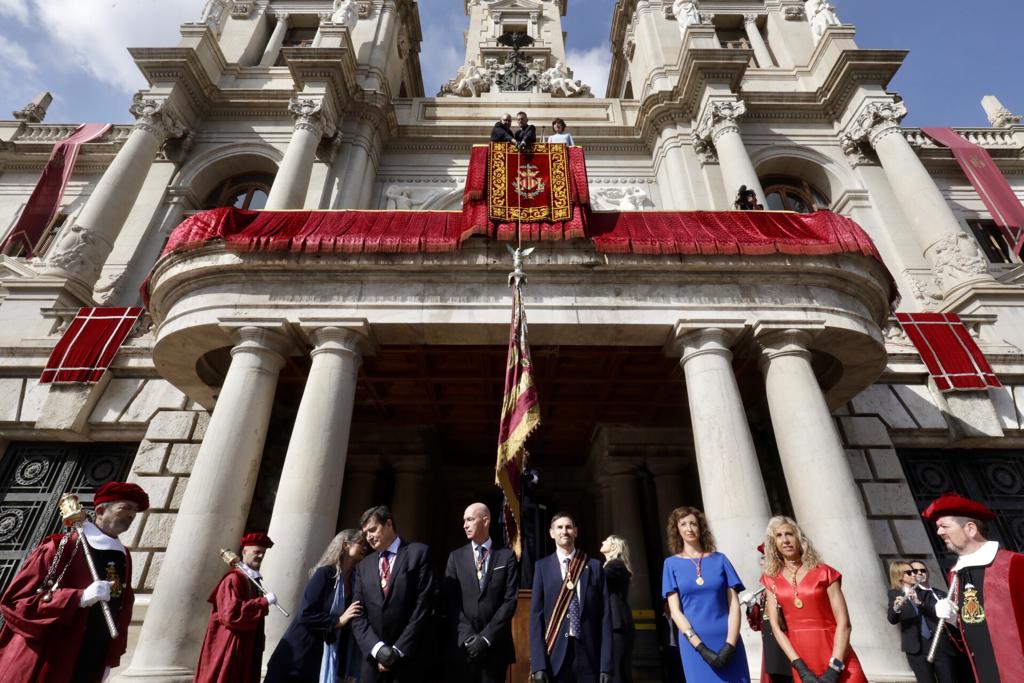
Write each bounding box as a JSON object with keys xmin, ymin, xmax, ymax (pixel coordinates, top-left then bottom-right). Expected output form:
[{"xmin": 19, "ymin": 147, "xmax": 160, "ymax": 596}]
[
  {"xmin": 898, "ymin": 448, "xmax": 1024, "ymax": 569},
  {"xmin": 0, "ymin": 442, "xmax": 137, "ymax": 595}
]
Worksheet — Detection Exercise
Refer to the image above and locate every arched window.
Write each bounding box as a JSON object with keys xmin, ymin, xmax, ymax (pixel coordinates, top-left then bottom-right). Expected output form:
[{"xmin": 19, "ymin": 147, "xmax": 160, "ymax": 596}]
[
  {"xmin": 762, "ymin": 176, "xmax": 830, "ymax": 213},
  {"xmin": 204, "ymin": 173, "xmax": 275, "ymax": 210}
]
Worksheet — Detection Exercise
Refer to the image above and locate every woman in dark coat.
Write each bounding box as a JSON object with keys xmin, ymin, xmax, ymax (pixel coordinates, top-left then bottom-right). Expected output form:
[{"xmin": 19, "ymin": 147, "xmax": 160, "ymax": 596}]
[
  {"xmin": 265, "ymin": 529, "xmax": 368, "ymax": 682},
  {"xmin": 601, "ymin": 534, "xmax": 636, "ymax": 683}
]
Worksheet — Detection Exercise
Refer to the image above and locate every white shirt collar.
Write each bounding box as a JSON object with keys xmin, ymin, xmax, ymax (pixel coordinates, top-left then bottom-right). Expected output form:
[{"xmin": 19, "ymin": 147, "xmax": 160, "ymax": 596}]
[
  {"xmin": 382, "ymin": 537, "xmax": 401, "ymax": 557},
  {"xmin": 556, "ymin": 547, "xmax": 577, "ymax": 564},
  {"xmin": 82, "ymin": 521, "xmax": 125, "ymax": 554},
  {"xmin": 473, "ymin": 538, "xmax": 492, "ymax": 553},
  {"xmin": 953, "ymin": 540, "xmax": 1000, "ymax": 571},
  {"xmin": 238, "ymin": 562, "xmax": 263, "ymax": 580}
]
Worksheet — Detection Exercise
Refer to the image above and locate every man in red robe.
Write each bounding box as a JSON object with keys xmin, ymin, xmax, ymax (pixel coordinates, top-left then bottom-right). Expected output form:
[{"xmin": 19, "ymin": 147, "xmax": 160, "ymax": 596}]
[
  {"xmin": 922, "ymin": 493, "xmax": 1024, "ymax": 683},
  {"xmin": 194, "ymin": 532, "xmax": 277, "ymax": 683},
  {"xmin": 0, "ymin": 481, "xmax": 149, "ymax": 682}
]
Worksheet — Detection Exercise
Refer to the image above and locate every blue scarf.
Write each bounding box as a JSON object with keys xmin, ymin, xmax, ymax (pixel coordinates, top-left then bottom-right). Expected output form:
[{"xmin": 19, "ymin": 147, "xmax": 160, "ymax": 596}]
[{"xmin": 320, "ymin": 573, "xmax": 346, "ymax": 683}]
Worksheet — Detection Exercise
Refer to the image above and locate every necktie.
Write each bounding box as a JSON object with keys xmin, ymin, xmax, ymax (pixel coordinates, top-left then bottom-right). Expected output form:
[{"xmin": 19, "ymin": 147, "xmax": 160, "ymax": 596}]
[
  {"xmin": 380, "ymin": 551, "xmax": 391, "ymax": 596},
  {"xmin": 476, "ymin": 545, "xmax": 488, "ymax": 590},
  {"xmin": 565, "ymin": 557, "xmax": 581, "ymax": 638}
]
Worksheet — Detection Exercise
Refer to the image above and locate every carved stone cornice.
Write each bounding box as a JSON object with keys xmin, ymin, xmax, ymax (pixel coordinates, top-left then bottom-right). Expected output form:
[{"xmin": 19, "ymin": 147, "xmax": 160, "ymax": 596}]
[
  {"xmin": 129, "ymin": 93, "xmax": 186, "ymax": 141},
  {"xmin": 844, "ymin": 99, "xmax": 908, "ymax": 149}
]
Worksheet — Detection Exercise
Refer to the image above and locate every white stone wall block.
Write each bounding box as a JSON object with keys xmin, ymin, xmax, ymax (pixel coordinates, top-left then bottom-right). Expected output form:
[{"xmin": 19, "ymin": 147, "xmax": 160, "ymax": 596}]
[
  {"xmin": 868, "ymin": 448, "xmax": 906, "ymax": 480},
  {"xmin": 169, "ymin": 477, "xmax": 188, "ymax": 510},
  {"xmin": 862, "ymin": 482, "xmax": 920, "ymax": 516},
  {"xmin": 143, "ymin": 552, "xmax": 164, "ymax": 591},
  {"xmin": 145, "ymin": 411, "xmax": 197, "ymax": 442},
  {"xmin": 124, "ymin": 511, "xmax": 147, "ymax": 548},
  {"xmin": 139, "ymin": 513, "xmax": 178, "ymax": 547},
  {"xmin": 891, "ymin": 385, "xmax": 947, "ymax": 429},
  {"xmin": 850, "ymin": 384, "xmax": 916, "ymax": 429},
  {"xmin": 20, "ymin": 380, "xmax": 49, "ymax": 423},
  {"xmin": 892, "ymin": 519, "xmax": 935, "ymax": 555},
  {"xmin": 193, "ymin": 412, "xmax": 211, "ymax": 441},
  {"xmin": 0, "ymin": 378, "xmax": 25, "ymax": 421},
  {"xmin": 128, "ymin": 473, "xmax": 175, "ymax": 510},
  {"xmin": 122, "ymin": 380, "xmax": 189, "ymax": 423},
  {"xmin": 838, "ymin": 416, "xmax": 894, "ymax": 447},
  {"xmin": 130, "ymin": 441, "xmax": 169, "ymax": 475},
  {"xmin": 845, "ymin": 448, "xmax": 872, "ymax": 480},
  {"xmin": 89, "ymin": 378, "xmax": 145, "ymax": 423},
  {"xmin": 166, "ymin": 443, "xmax": 200, "ymax": 474},
  {"xmin": 988, "ymin": 385, "xmax": 1019, "ymax": 430},
  {"xmin": 131, "ymin": 550, "xmax": 150, "ymax": 590},
  {"xmin": 868, "ymin": 518, "xmax": 898, "ymax": 555}
]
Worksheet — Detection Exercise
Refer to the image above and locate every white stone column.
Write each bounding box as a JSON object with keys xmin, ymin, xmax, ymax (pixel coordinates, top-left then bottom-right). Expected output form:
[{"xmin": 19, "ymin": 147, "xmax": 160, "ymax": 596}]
[
  {"xmin": 259, "ymin": 12, "xmax": 290, "ymax": 67},
  {"xmin": 677, "ymin": 328, "xmax": 772, "ymax": 585},
  {"xmin": 758, "ymin": 329, "xmax": 907, "ymax": 676},
  {"xmin": 695, "ymin": 98, "xmax": 766, "ymax": 207},
  {"xmin": 743, "ymin": 15, "xmax": 774, "ymax": 68},
  {"xmin": 120, "ymin": 325, "xmax": 290, "ymax": 682},
  {"xmin": 260, "ymin": 325, "xmax": 371, "ymax": 663},
  {"xmin": 391, "ymin": 456, "xmax": 428, "ymax": 541},
  {"xmin": 842, "ymin": 100, "xmax": 994, "ymax": 295},
  {"xmin": 265, "ymin": 97, "xmax": 335, "ymax": 210},
  {"xmin": 44, "ymin": 95, "xmax": 184, "ymax": 291}
]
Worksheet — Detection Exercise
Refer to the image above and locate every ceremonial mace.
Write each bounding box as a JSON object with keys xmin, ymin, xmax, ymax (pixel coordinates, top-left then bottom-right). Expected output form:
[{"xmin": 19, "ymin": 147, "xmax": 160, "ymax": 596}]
[
  {"xmin": 927, "ymin": 572, "xmax": 958, "ymax": 663},
  {"xmin": 219, "ymin": 548, "xmax": 290, "ymax": 617},
  {"xmin": 57, "ymin": 493, "xmax": 119, "ymax": 639}
]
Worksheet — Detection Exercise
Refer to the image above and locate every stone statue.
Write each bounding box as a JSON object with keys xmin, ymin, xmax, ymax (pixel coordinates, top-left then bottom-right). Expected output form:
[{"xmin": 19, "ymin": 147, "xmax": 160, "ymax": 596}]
[
  {"xmin": 12, "ymin": 92, "xmax": 52, "ymax": 123},
  {"xmin": 540, "ymin": 62, "xmax": 591, "ymax": 98},
  {"xmin": 331, "ymin": 0, "xmax": 359, "ymax": 30},
  {"xmin": 384, "ymin": 186, "xmax": 414, "ymax": 210},
  {"xmin": 446, "ymin": 60, "xmax": 490, "ymax": 97},
  {"xmin": 200, "ymin": 0, "xmax": 227, "ymax": 32},
  {"xmin": 672, "ymin": 0, "xmax": 702, "ymax": 33},
  {"xmin": 592, "ymin": 187, "xmax": 654, "ymax": 212},
  {"xmin": 804, "ymin": 0, "xmax": 840, "ymax": 43}
]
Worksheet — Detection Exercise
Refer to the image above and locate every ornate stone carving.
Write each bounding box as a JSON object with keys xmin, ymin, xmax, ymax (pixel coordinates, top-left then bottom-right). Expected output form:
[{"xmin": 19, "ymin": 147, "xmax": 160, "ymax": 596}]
[
  {"xmin": 900, "ymin": 269, "xmax": 942, "ymax": 309},
  {"xmin": 199, "ymin": 0, "xmax": 228, "ymax": 35},
  {"xmin": 695, "ymin": 99, "xmax": 747, "ymax": 142},
  {"xmin": 440, "ymin": 60, "xmax": 492, "ymax": 97},
  {"xmin": 845, "ymin": 100, "xmax": 908, "ymax": 148},
  {"xmin": 229, "ymin": 1, "xmax": 253, "ymax": 19},
  {"xmin": 672, "ymin": 0, "xmax": 702, "ymax": 34},
  {"xmin": 623, "ymin": 36, "xmax": 636, "ymax": 60},
  {"xmin": 357, "ymin": 1, "xmax": 372, "ymax": 19},
  {"xmin": 591, "ymin": 187, "xmax": 655, "ymax": 211},
  {"xmin": 805, "ymin": 0, "xmax": 840, "ymax": 43},
  {"xmin": 539, "ymin": 61, "xmax": 592, "ymax": 98},
  {"xmin": 883, "ymin": 321, "xmax": 915, "ymax": 347},
  {"xmin": 838, "ymin": 132, "xmax": 873, "ymax": 166},
  {"xmin": 784, "ymin": 5, "xmax": 805, "ymax": 20},
  {"xmin": 397, "ymin": 29, "xmax": 410, "ymax": 59},
  {"xmin": 12, "ymin": 92, "xmax": 52, "ymax": 123},
  {"xmin": 161, "ymin": 130, "xmax": 196, "ymax": 165},
  {"xmin": 982, "ymin": 96, "xmax": 1022, "ymax": 129},
  {"xmin": 331, "ymin": 0, "xmax": 359, "ymax": 30},
  {"xmin": 743, "ymin": 13, "xmax": 760, "ymax": 25},
  {"xmin": 692, "ymin": 131, "xmax": 717, "ymax": 165},
  {"xmin": 929, "ymin": 232, "xmax": 990, "ymax": 291},
  {"xmin": 382, "ymin": 186, "xmax": 452, "ymax": 210},
  {"xmin": 287, "ymin": 98, "xmax": 333, "ymax": 137},
  {"xmin": 317, "ymin": 131, "xmax": 344, "ymax": 164},
  {"xmin": 94, "ymin": 269, "xmax": 129, "ymax": 306},
  {"xmin": 44, "ymin": 224, "xmax": 101, "ymax": 283},
  {"xmin": 129, "ymin": 93, "xmax": 185, "ymax": 141}
]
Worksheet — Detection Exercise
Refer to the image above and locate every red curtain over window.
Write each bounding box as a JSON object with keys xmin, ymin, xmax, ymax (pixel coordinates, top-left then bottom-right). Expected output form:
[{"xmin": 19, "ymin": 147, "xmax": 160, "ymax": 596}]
[
  {"xmin": 41, "ymin": 307, "xmax": 143, "ymax": 383},
  {"xmin": 895, "ymin": 312, "xmax": 1001, "ymax": 392}
]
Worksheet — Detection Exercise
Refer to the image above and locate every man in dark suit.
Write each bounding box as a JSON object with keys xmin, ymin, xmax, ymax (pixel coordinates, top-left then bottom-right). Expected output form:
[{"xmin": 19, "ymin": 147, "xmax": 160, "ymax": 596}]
[
  {"xmin": 514, "ymin": 111, "xmax": 537, "ymax": 151},
  {"xmin": 491, "ymin": 114, "xmax": 516, "ymax": 144},
  {"xmin": 352, "ymin": 505, "xmax": 434, "ymax": 682},
  {"xmin": 909, "ymin": 561, "xmax": 962, "ymax": 682},
  {"xmin": 530, "ymin": 512, "xmax": 611, "ymax": 683},
  {"xmin": 444, "ymin": 502, "xmax": 519, "ymax": 683}
]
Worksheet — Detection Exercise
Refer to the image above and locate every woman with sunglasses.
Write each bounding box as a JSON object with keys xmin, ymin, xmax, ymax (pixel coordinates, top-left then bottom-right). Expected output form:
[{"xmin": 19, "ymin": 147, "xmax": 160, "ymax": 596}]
[{"xmin": 891, "ymin": 562, "xmax": 960, "ymax": 682}]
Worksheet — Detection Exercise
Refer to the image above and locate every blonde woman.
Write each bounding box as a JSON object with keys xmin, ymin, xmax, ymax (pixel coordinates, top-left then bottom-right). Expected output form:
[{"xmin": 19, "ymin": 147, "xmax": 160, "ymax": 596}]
[
  {"xmin": 601, "ymin": 535, "xmax": 635, "ymax": 683},
  {"xmin": 886, "ymin": 560, "xmax": 951, "ymax": 683},
  {"xmin": 760, "ymin": 516, "xmax": 865, "ymax": 683}
]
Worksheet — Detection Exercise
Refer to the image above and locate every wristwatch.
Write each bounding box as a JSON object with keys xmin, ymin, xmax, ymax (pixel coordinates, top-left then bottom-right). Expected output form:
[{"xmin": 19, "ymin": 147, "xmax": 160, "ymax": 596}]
[
  {"xmin": 829, "ymin": 657, "xmax": 845, "ymax": 672},
  {"xmin": 683, "ymin": 629, "xmax": 695, "ymax": 640}
]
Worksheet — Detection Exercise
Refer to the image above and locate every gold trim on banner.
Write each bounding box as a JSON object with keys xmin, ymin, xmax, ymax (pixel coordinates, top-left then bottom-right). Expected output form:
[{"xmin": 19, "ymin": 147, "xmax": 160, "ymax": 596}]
[{"xmin": 488, "ymin": 142, "xmax": 571, "ymax": 222}]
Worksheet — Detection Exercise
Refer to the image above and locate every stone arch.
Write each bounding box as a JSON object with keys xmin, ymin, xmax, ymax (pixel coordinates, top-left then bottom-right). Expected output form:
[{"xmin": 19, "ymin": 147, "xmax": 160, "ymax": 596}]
[
  {"xmin": 176, "ymin": 142, "xmax": 283, "ymax": 207},
  {"xmin": 749, "ymin": 144, "xmax": 862, "ymax": 206}
]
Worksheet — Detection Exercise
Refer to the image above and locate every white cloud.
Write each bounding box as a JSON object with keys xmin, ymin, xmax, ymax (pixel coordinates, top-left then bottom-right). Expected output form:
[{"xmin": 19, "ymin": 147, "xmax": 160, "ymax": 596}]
[
  {"xmin": 0, "ymin": 0, "xmax": 29, "ymax": 23},
  {"xmin": 566, "ymin": 46, "xmax": 611, "ymax": 97},
  {"xmin": 31, "ymin": 0, "xmax": 206, "ymax": 94}
]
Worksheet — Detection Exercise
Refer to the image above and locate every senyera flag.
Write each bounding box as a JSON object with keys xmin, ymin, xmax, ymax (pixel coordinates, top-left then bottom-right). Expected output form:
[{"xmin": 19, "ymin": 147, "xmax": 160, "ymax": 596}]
[{"xmin": 494, "ymin": 282, "xmax": 541, "ymax": 559}]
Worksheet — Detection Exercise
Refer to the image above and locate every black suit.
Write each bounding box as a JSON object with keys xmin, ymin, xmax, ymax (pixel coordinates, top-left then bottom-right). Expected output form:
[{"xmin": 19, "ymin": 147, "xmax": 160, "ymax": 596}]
[
  {"xmin": 444, "ymin": 542, "xmax": 519, "ymax": 683},
  {"xmin": 603, "ymin": 560, "xmax": 634, "ymax": 683},
  {"xmin": 530, "ymin": 552, "xmax": 612, "ymax": 683},
  {"xmin": 515, "ymin": 124, "xmax": 537, "ymax": 149},
  {"xmin": 352, "ymin": 540, "xmax": 434, "ymax": 682},
  {"xmin": 886, "ymin": 587, "xmax": 958, "ymax": 683},
  {"xmin": 490, "ymin": 122, "xmax": 516, "ymax": 144}
]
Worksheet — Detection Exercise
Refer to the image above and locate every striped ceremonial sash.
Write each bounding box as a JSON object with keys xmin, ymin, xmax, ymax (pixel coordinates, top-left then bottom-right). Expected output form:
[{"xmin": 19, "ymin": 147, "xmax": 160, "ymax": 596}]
[{"xmin": 544, "ymin": 552, "xmax": 587, "ymax": 655}]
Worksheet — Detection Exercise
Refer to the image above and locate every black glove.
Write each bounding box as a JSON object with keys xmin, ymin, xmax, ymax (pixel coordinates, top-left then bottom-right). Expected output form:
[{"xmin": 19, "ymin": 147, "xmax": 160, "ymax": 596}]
[
  {"xmin": 821, "ymin": 667, "xmax": 841, "ymax": 683},
  {"xmin": 531, "ymin": 672, "xmax": 549, "ymax": 683},
  {"xmin": 791, "ymin": 659, "xmax": 818, "ymax": 683},
  {"xmin": 376, "ymin": 645, "xmax": 399, "ymax": 668},
  {"xmin": 716, "ymin": 643, "xmax": 736, "ymax": 666},
  {"xmin": 695, "ymin": 642, "xmax": 721, "ymax": 668},
  {"xmin": 464, "ymin": 634, "xmax": 488, "ymax": 660},
  {"xmin": 599, "ymin": 674, "xmax": 611, "ymax": 683}
]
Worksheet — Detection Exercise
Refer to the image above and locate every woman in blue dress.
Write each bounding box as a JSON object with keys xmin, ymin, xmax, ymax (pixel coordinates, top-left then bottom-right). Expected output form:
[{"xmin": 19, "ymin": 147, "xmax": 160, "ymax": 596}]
[{"xmin": 662, "ymin": 506, "xmax": 750, "ymax": 682}]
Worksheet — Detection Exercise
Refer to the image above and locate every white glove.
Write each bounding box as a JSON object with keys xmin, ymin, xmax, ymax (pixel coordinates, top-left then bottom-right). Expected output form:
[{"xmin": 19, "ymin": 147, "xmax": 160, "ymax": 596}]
[
  {"xmin": 264, "ymin": 591, "xmax": 277, "ymax": 606},
  {"xmin": 935, "ymin": 598, "xmax": 958, "ymax": 623},
  {"xmin": 80, "ymin": 580, "xmax": 112, "ymax": 607}
]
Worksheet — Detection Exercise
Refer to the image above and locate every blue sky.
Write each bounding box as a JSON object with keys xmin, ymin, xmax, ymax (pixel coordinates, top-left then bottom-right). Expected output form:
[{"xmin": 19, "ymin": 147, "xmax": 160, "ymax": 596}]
[{"xmin": 0, "ymin": 0, "xmax": 1020, "ymax": 128}]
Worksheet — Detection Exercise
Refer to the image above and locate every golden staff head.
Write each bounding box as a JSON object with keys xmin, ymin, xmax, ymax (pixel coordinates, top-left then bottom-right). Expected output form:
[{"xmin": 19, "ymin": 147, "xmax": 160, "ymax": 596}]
[
  {"xmin": 220, "ymin": 548, "xmax": 241, "ymax": 567},
  {"xmin": 58, "ymin": 493, "xmax": 88, "ymax": 527}
]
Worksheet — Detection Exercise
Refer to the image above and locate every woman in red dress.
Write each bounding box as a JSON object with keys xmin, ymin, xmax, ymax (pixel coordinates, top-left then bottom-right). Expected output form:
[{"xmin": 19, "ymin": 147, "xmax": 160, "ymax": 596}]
[{"xmin": 760, "ymin": 516, "xmax": 867, "ymax": 683}]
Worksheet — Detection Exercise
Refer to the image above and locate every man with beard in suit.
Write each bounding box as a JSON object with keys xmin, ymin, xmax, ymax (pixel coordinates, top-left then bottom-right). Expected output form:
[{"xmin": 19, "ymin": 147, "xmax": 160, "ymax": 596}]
[
  {"xmin": 351, "ymin": 505, "xmax": 434, "ymax": 682},
  {"xmin": 444, "ymin": 502, "xmax": 519, "ymax": 683},
  {"xmin": 530, "ymin": 512, "xmax": 612, "ymax": 683}
]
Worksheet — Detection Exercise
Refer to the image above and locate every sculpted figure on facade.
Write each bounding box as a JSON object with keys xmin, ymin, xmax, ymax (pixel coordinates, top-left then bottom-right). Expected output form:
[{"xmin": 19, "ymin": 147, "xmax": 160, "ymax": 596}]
[
  {"xmin": 981, "ymin": 95, "xmax": 1022, "ymax": 129},
  {"xmin": 930, "ymin": 232, "xmax": 990, "ymax": 292},
  {"xmin": 592, "ymin": 187, "xmax": 654, "ymax": 212},
  {"xmin": 804, "ymin": 0, "xmax": 840, "ymax": 43},
  {"xmin": 540, "ymin": 61, "xmax": 591, "ymax": 98},
  {"xmin": 672, "ymin": 0, "xmax": 702, "ymax": 35},
  {"xmin": 384, "ymin": 186, "xmax": 414, "ymax": 210},
  {"xmin": 331, "ymin": 0, "xmax": 359, "ymax": 30},
  {"xmin": 199, "ymin": 0, "xmax": 228, "ymax": 35}
]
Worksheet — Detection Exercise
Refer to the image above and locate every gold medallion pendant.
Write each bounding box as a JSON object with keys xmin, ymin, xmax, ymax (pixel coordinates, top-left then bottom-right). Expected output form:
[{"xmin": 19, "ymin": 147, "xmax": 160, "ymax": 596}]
[
  {"xmin": 794, "ymin": 598, "xmax": 804, "ymax": 609},
  {"xmin": 695, "ymin": 577, "xmax": 704, "ymax": 586},
  {"xmin": 566, "ymin": 580, "xmax": 575, "ymax": 590},
  {"xmin": 380, "ymin": 579, "xmax": 388, "ymax": 589},
  {"xmin": 961, "ymin": 584, "xmax": 986, "ymax": 624}
]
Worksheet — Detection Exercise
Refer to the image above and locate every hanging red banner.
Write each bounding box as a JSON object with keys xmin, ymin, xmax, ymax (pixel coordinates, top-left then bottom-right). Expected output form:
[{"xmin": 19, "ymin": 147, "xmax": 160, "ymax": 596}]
[{"xmin": 487, "ymin": 142, "xmax": 571, "ymax": 222}]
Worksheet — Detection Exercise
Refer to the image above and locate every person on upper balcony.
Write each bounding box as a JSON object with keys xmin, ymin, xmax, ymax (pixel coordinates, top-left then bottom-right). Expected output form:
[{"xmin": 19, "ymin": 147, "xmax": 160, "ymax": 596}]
[
  {"xmin": 548, "ymin": 118, "xmax": 575, "ymax": 147},
  {"xmin": 733, "ymin": 186, "xmax": 764, "ymax": 211},
  {"xmin": 515, "ymin": 111, "xmax": 537, "ymax": 151},
  {"xmin": 490, "ymin": 114, "xmax": 516, "ymax": 144}
]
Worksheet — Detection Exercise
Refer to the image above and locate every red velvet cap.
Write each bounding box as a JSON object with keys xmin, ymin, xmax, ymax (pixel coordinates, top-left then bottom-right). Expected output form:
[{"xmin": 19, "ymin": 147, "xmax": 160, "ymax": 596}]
[
  {"xmin": 757, "ymin": 543, "xmax": 765, "ymax": 554},
  {"xmin": 922, "ymin": 493, "xmax": 996, "ymax": 523},
  {"xmin": 94, "ymin": 482, "xmax": 150, "ymax": 511},
  {"xmin": 240, "ymin": 532, "xmax": 274, "ymax": 549}
]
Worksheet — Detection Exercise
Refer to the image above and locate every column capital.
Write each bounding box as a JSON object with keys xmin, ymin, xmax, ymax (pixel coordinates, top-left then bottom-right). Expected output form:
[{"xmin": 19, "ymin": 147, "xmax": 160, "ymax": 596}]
[
  {"xmin": 271, "ymin": 10, "xmax": 290, "ymax": 23},
  {"xmin": 299, "ymin": 318, "xmax": 377, "ymax": 357},
  {"xmin": 756, "ymin": 328, "xmax": 814, "ymax": 366},
  {"xmin": 665, "ymin": 321, "xmax": 745, "ymax": 359},
  {"xmin": 129, "ymin": 93, "xmax": 186, "ymax": 141},
  {"xmin": 695, "ymin": 98, "xmax": 747, "ymax": 143},
  {"xmin": 219, "ymin": 320, "xmax": 296, "ymax": 360},
  {"xmin": 844, "ymin": 99, "xmax": 908, "ymax": 149},
  {"xmin": 742, "ymin": 13, "xmax": 761, "ymax": 24},
  {"xmin": 287, "ymin": 97, "xmax": 336, "ymax": 139}
]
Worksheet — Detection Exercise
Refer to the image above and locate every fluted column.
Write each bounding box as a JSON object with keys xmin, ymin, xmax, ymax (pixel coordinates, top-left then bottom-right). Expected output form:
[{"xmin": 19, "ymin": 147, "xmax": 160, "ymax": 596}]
[
  {"xmin": 841, "ymin": 99, "xmax": 994, "ymax": 295},
  {"xmin": 260, "ymin": 324, "xmax": 372, "ymax": 663},
  {"xmin": 121, "ymin": 325, "xmax": 291, "ymax": 682},
  {"xmin": 391, "ymin": 456, "xmax": 428, "ymax": 541},
  {"xmin": 44, "ymin": 94, "xmax": 185, "ymax": 291},
  {"xmin": 743, "ymin": 15, "xmax": 774, "ymax": 68},
  {"xmin": 265, "ymin": 97, "xmax": 335, "ymax": 210},
  {"xmin": 695, "ymin": 98, "xmax": 765, "ymax": 207},
  {"xmin": 758, "ymin": 329, "xmax": 906, "ymax": 676},
  {"xmin": 259, "ymin": 12, "xmax": 290, "ymax": 66}
]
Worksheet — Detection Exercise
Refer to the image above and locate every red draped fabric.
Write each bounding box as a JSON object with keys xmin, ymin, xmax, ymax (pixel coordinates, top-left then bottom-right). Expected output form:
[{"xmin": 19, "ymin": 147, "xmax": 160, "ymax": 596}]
[
  {"xmin": 922, "ymin": 128, "xmax": 1024, "ymax": 256},
  {"xmin": 41, "ymin": 307, "xmax": 143, "ymax": 383},
  {"xmin": 0, "ymin": 124, "xmax": 111, "ymax": 256},
  {"xmin": 895, "ymin": 312, "xmax": 1001, "ymax": 392}
]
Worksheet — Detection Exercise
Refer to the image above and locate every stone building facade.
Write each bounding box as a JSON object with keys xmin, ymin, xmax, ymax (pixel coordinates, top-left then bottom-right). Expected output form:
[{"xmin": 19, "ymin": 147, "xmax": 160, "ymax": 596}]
[{"xmin": 0, "ymin": 0, "xmax": 1022, "ymax": 681}]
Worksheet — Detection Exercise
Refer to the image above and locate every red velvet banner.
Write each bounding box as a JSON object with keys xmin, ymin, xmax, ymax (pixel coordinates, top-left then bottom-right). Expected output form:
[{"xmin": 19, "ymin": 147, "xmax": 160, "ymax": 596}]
[
  {"xmin": 0, "ymin": 124, "xmax": 111, "ymax": 256},
  {"xmin": 487, "ymin": 142, "xmax": 572, "ymax": 222},
  {"xmin": 922, "ymin": 128, "xmax": 1024, "ymax": 256},
  {"xmin": 895, "ymin": 312, "xmax": 1001, "ymax": 392},
  {"xmin": 41, "ymin": 307, "xmax": 143, "ymax": 383}
]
